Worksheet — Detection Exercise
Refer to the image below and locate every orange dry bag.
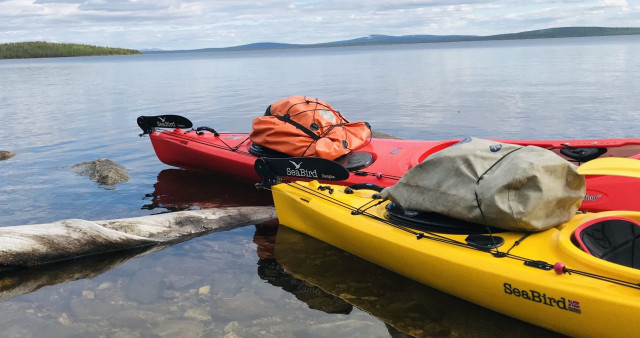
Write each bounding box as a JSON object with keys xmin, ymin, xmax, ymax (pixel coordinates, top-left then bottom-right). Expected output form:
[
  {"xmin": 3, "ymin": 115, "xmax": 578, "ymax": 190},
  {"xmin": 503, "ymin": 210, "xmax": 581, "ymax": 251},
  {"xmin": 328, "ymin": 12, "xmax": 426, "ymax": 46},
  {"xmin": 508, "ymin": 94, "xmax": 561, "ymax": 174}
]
[{"xmin": 249, "ymin": 96, "xmax": 371, "ymax": 160}]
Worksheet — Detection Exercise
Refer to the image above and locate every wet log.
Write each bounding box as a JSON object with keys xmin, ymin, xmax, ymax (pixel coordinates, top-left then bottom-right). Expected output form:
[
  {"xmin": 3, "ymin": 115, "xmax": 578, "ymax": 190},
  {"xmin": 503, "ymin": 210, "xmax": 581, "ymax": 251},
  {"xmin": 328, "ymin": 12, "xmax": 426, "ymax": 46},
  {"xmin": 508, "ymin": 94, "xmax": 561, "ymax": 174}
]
[{"xmin": 0, "ymin": 206, "xmax": 276, "ymax": 267}]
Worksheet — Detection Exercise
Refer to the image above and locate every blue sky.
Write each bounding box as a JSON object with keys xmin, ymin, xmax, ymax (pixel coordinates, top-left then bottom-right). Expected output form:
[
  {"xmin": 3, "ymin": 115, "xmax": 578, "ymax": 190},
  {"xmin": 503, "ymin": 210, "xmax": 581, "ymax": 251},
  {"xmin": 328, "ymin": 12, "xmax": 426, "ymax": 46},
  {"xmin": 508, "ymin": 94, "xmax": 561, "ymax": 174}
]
[{"xmin": 0, "ymin": 0, "xmax": 638, "ymax": 50}]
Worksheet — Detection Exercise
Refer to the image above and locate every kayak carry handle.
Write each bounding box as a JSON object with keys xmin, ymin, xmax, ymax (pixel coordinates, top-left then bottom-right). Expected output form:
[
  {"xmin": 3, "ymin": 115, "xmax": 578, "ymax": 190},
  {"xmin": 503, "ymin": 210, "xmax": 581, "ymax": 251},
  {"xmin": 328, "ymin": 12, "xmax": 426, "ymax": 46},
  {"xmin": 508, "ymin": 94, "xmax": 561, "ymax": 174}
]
[
  {"xmin": 344, "ymin": 183, "xmax": 384, "ymax": 194},
  {"xmin": 196, "ymin": 126, "xmax": 220, "ymax": 136}
]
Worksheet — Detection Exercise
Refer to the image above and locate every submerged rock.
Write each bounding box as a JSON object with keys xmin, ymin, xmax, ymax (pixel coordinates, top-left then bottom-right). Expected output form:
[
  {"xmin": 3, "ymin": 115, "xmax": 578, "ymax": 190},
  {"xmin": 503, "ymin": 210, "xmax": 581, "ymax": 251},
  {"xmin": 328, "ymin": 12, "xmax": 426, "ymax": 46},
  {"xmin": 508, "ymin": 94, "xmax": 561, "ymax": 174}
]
[
  {"xmin": 0, "ymin": 151, "xmax": 16, "ymax": 161},
  {"xmin": 126, "ymin": 268, "xmax": 165, "ymax": 304},
  {"xmin": 72, "ymin": 158, "xmax": 130, "ymax": 185}
]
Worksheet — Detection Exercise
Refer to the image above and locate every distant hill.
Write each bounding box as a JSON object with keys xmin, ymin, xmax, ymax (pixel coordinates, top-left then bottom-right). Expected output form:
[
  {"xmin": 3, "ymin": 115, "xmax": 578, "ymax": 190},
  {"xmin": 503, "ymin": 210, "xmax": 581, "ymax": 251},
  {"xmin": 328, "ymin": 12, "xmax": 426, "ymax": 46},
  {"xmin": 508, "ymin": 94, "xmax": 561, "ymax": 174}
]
[
  {"xmin": 143, "ymin": 26, "xmax": 640, "ymax": 54},
  {"xmin": 0, "ymin": 41, "xmax": 141, "ymax": 59},
  {"xmin": 313, "ymin": 33, "xmax": 476, "ymax": 47},
  {"xmin": 143, "ymin": 34, "xmax": 475, "ymax": 53},
  {"xmin": 158, "ymin": 42, "xmax": 299, "ymax": 54},
  {"xmin": 477, "ymin": 27, "xmax": 640, "ymax": 41}
]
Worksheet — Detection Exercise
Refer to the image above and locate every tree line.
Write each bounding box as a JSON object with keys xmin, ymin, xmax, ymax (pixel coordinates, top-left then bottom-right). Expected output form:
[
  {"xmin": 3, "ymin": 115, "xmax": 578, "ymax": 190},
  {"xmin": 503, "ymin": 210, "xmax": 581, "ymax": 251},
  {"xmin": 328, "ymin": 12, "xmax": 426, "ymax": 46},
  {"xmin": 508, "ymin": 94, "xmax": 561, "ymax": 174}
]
[{"xmin": 0, "ymin": 41, "xmax": 141, "ymax": 59}]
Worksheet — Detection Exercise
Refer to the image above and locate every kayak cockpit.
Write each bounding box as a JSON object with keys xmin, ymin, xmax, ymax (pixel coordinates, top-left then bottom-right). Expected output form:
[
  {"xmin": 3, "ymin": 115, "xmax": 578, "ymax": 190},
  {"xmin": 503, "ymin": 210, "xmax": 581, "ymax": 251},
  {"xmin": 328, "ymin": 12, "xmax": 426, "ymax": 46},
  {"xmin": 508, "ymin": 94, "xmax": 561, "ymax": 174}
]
[
  {"xmin": 574, "ymin": 216, "xmax": 640, "ymax": 269},
  {"xmin": 249, "ymin": 143, "xmax": 375, "ymax": 171}
]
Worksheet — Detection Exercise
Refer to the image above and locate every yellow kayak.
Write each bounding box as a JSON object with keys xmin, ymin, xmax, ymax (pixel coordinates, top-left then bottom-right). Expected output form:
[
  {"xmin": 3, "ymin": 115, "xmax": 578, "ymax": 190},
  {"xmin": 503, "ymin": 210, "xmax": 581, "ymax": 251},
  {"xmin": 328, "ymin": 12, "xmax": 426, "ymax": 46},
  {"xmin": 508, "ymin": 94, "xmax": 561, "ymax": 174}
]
[{"xmin": 271, "ymin": 180, "xmax": 640, "ymax": 337}]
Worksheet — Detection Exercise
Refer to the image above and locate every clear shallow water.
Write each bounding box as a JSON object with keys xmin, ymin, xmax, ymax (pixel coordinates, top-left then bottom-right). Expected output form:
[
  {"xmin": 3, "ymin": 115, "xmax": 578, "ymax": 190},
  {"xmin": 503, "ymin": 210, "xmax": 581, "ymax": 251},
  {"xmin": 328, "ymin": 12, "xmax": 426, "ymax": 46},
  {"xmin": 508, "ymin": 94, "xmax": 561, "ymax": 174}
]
[{"xmin": 1, "ymin": 35, "xmax": 639, "ymax": 336}]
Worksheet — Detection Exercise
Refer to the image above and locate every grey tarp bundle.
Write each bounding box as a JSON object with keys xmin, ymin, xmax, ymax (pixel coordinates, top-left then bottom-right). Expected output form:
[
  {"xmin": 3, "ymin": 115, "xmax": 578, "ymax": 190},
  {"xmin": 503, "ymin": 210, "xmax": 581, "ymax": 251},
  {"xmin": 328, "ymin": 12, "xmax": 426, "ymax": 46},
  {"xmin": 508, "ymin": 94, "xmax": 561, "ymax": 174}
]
[{"xmin": 378, "ymin": 137, "xmax": 586, "ymax": 231}]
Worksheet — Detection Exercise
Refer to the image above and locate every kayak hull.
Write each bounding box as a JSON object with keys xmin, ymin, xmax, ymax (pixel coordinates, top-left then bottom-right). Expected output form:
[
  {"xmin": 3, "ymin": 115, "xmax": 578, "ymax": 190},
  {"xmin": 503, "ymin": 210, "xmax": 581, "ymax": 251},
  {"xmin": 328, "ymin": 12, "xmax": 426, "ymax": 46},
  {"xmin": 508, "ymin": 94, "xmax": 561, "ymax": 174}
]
[
  {"xmin": 147, "ymin": 129, "xmax": 640, "ymax": 211},
  {"xmin": 272, "ymin": 181, "xmax": 640, "ymax": 337}
]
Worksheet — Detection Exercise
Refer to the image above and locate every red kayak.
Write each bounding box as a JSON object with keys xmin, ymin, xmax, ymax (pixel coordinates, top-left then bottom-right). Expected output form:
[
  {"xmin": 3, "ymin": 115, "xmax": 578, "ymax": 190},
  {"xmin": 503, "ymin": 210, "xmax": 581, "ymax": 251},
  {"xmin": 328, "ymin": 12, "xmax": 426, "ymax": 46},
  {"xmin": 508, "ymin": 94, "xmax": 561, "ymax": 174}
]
[{"xmin": 138, "ymin": 115, "xmax": 640, "ymax": 212}]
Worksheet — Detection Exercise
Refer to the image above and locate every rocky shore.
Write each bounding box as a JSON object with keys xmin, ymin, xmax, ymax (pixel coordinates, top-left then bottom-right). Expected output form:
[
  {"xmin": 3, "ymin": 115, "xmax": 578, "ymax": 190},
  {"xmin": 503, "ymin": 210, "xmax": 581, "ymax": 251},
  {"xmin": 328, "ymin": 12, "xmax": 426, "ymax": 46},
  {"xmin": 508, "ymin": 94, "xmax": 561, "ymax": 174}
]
[
  {"xmin": 0, "ymin": 151, "xmax": 15, "ymax": 161},
  {"xmin": 72, "ymin": 158, "xmax": 130, "ymax": 185}
]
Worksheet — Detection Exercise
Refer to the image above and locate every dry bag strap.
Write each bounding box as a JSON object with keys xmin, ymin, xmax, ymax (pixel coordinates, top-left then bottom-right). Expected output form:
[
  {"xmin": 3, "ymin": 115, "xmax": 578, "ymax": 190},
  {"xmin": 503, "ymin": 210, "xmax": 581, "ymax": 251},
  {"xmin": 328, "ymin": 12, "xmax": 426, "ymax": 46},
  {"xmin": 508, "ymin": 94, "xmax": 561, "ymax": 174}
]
[{"xmin": 273, "ymin": 115, "xmax": 321, "ymax": 141}]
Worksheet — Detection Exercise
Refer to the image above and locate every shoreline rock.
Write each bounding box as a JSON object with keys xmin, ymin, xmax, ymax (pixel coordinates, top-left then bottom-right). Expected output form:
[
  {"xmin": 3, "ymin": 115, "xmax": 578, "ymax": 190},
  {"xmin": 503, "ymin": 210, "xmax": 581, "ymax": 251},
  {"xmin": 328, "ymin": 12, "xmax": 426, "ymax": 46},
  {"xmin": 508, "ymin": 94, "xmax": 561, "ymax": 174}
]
[
  {"xmin": 72, "ymin": 158, "xmax": 130, "ymax": 185},
  {"xmin": 0, "ymin": 151, "xmax": 16, "ymax": 161}
]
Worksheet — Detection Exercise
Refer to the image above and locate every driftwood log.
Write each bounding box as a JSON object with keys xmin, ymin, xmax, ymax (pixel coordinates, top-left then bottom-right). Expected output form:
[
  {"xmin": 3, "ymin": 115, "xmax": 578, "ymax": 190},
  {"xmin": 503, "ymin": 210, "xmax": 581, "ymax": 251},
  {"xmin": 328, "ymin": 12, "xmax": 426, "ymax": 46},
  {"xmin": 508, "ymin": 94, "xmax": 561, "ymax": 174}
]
[{"xmin": 0, "ymin": 206, "xmax": 276, "ymax": 267}]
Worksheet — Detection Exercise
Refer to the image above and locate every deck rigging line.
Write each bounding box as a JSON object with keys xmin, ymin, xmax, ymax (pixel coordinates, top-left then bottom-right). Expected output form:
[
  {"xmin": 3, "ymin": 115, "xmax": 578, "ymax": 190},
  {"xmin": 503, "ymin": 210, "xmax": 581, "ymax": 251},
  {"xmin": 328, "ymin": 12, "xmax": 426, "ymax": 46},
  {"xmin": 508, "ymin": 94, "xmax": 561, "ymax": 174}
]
[{"xmin": 174, "ymin": 132, "xmax": 254, "ymax": 156}]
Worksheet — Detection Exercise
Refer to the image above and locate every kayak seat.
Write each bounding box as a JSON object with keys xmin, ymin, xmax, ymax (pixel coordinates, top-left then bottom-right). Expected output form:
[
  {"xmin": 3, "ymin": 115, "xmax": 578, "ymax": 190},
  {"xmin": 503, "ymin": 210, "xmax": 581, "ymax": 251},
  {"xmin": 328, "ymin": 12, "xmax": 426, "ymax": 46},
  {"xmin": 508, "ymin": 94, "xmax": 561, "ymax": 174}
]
[
  {"xmin": 560, "ymin": 147, "xmax": 607, "ymax": 162},
  {"xmin": 574, "ymin": 216, "xmax": 640, "ymax": 269},
  {"xmin": 385, "ymin": 202, "xmax": 505, "ymax": 235},
  {"xmin": 249, "ymin": 143, "xmax": 374, "ymax": 171}
]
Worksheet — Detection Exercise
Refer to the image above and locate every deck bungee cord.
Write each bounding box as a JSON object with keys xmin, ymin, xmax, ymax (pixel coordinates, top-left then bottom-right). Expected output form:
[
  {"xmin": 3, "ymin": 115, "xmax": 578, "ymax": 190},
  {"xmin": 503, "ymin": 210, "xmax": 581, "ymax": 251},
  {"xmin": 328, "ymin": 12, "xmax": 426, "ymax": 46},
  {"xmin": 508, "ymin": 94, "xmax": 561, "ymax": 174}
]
[
  {"xmin": 172, "ymin": 129, "xmax": 255, "ymax": 156},
  {"xmin": 212, "ymin": 133, "xmax": 251, "ymax": 153},
  {"xmin": 353, "ymin": 170, "xmax": 402, "ymax": 180},
  {"xmin": 284, "ymin": 181, "xmax": 640, "ymax": 291},
  {"xmin": 472, "ymin": 146, "xmax": 523, "ymax": 255},
  {"xmin": 191, "ymin": 127, "xmax": 253, "ymax": 153}
]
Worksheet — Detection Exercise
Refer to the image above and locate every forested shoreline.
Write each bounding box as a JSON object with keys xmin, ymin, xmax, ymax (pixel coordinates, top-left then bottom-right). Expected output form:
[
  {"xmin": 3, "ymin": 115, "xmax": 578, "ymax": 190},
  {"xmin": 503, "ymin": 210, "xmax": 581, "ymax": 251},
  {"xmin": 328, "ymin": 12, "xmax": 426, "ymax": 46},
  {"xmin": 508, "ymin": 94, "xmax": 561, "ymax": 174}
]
[{"xmin": 0, "ymin": 41, "xmax": 141, "ymax": 59}]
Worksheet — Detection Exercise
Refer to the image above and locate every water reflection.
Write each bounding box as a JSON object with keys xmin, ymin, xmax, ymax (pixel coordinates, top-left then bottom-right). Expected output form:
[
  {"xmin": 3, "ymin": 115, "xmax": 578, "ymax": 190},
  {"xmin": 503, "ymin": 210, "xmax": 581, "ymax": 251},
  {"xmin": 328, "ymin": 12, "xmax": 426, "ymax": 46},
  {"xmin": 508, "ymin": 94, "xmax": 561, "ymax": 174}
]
[
  {"xmin": 274, "ymin": 226, "xmax": 562, "ymax": 337},
  {"xmin": 142, "ymin": 169, "xmax": 273, "ymax": 211},
  {"xmin": 0, "ymin": 223, "xmax": 389, "ymax": 337},
  {"xmin": 0, "ymin": 245, "xmax": 162, "ymax": 302},
  {"xmin": 255, "ymin": 225, "xmax": 411, "ymax": 337},
  {"xmin": 254, "ymin": 224, "xmax": 354, "ymax": 315},
  {"xmin": 0, "ymin": 218, "xmax": 562, "ymax": 337},
  {"xmin": 0, "ymin": 165, "xmax": 273, "ymax": 303},
  {"xmin": 0, "ymin": 163, "xmax": 276, "ymax": 321}
]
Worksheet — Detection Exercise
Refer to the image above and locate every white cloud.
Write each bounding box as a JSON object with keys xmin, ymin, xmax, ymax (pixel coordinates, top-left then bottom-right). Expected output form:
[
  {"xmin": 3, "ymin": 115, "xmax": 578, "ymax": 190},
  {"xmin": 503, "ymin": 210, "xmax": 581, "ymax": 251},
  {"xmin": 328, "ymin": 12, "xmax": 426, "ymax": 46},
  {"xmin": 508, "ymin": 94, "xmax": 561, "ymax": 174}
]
[
  {"xmin": 0, "ymin": 0, "xmax": 638, "ymax": 50},
  {"xmin": 597, "ymin": 0, "xmax": 627, "ymax": 6}
]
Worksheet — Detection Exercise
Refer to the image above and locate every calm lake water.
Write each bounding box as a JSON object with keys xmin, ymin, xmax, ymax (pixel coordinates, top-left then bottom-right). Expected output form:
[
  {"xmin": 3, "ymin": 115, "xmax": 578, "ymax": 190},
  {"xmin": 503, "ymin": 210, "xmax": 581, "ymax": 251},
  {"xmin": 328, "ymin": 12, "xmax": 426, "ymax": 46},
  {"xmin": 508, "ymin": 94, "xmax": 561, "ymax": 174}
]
[{"xmin": 1, "ymin": 35, "xmax": 639, "ymax": 336}]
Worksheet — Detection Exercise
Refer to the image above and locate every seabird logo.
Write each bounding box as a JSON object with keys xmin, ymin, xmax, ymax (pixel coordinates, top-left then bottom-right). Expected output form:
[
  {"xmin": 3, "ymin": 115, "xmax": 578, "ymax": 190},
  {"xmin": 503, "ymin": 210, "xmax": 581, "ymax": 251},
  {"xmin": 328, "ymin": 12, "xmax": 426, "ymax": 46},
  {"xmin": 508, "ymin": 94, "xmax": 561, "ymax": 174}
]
[
  {"xmin": 584, "ymin": 194, "xmax": 603, "ymax": 201},
  {"xmin": 156, "ymin": 116, "xmax": 176, "ymax": 128},
  {"xmin": 286, "ymin": 161, "xmax": 318, "ymax": 178},
  {"xmin": 503, "ymin": 282, "xmax": 581, "ymax": 314}
]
